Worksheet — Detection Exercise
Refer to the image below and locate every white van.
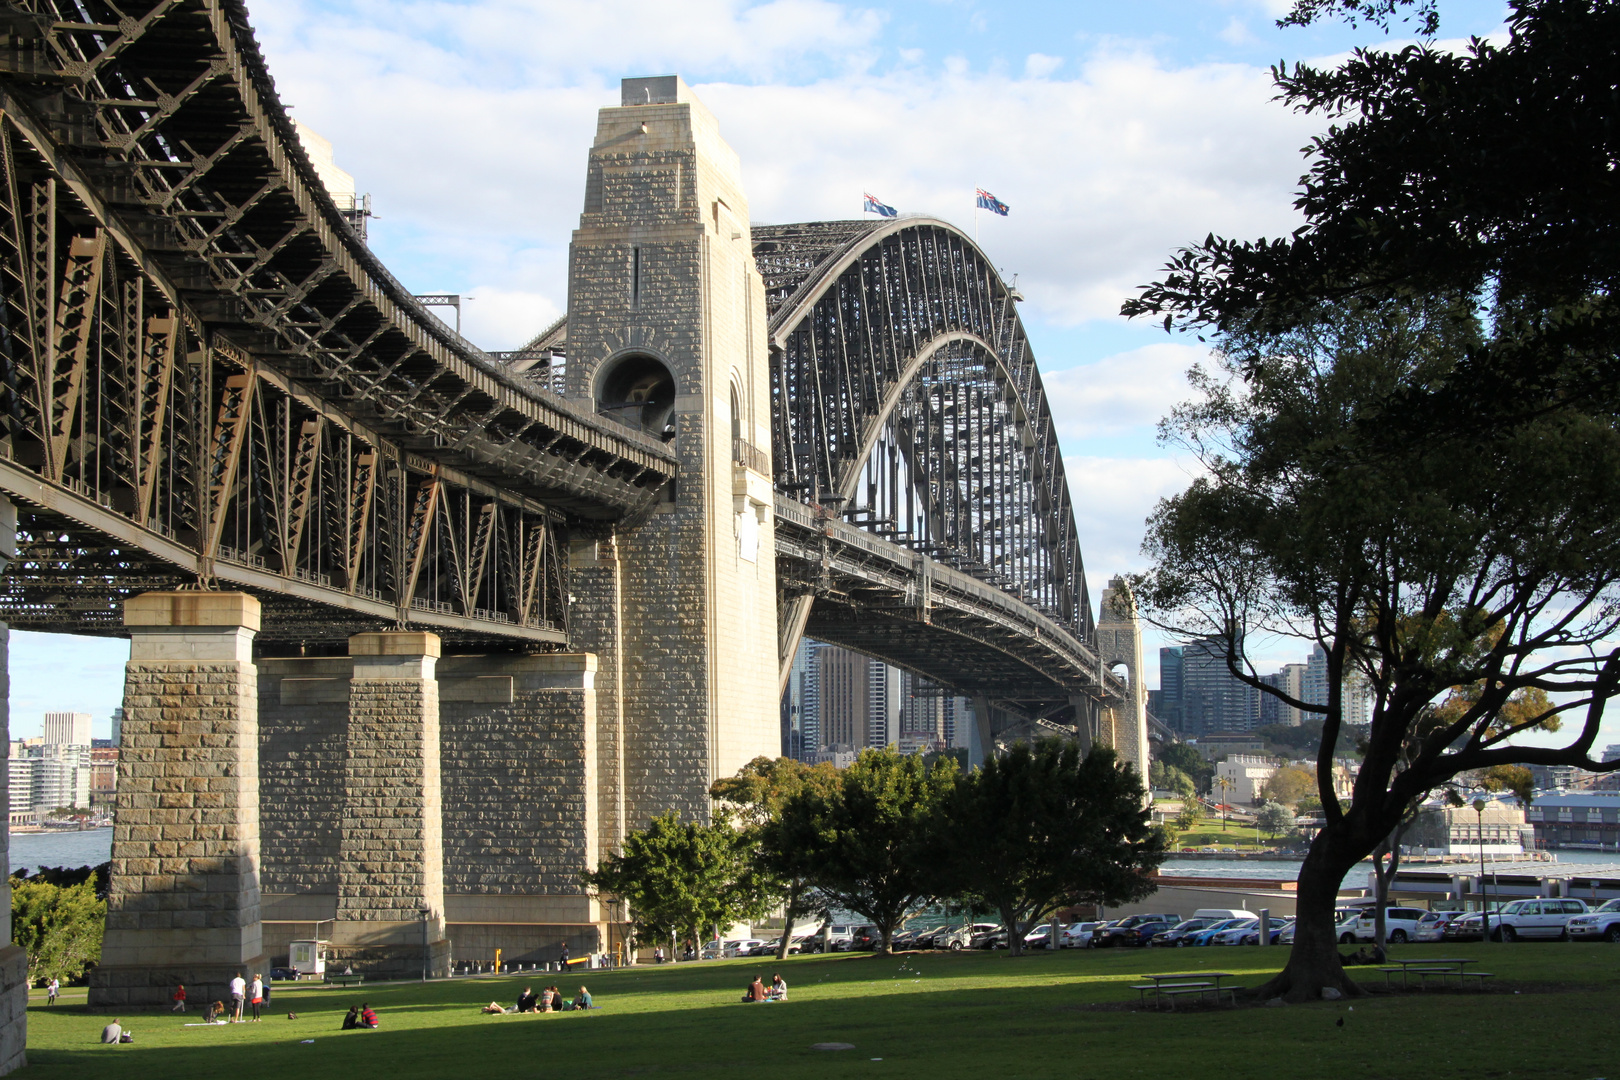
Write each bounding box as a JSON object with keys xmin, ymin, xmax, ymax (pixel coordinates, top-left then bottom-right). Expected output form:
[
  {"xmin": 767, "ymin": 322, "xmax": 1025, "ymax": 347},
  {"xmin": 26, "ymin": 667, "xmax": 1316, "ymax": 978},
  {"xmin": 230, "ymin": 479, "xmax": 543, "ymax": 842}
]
[{"xmin": 1192, "ymin": 908, "xmax": 1254, "ymax": 921}]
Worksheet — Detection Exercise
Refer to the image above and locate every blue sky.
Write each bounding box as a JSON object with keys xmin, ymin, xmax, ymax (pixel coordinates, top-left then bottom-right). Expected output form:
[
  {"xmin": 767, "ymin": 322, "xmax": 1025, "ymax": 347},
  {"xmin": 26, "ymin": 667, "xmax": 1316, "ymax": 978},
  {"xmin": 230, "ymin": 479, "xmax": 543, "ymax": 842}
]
[{"xmin": 20, "ymin": 0, "xmax": 1566, "ymax": 743}]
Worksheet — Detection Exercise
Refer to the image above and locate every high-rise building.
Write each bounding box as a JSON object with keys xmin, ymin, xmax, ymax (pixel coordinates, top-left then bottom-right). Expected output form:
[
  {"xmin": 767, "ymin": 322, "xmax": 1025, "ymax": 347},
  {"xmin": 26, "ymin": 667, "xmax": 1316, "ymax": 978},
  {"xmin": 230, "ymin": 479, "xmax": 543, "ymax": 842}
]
[
  {"xmin": 1181, "ymin": 636, "xmax": 1258, "ymax": 734},
  {"xmin": 1158, "ymin": 646, "xmax": 1184, "ymax": 730},
  {"xmin": 817, "ymin": 646, "xmax": 868, "ymax": 750},
  {"xmin": 1303, "ymin": 644, "xmax": 1372, "ymax": 724},
  {"xmin": 868, "ymin": 661, "xmax": 901, "ymax": 749},
  {"xmin": 43, "ymin": 711, "xmax": 92, "ymax": 746},
  {"xmin": 110, "ymin": 707, "xmax": 123, "ymax": 747}
]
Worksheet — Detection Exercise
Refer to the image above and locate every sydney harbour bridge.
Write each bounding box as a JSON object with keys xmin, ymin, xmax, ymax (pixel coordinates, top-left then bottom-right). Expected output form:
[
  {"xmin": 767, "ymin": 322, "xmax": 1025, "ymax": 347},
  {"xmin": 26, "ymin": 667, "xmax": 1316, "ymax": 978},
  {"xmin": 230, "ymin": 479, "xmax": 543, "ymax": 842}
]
[{"xmin": 0, "ymin": 0, "xmax": 1149, "ymax": 1050}]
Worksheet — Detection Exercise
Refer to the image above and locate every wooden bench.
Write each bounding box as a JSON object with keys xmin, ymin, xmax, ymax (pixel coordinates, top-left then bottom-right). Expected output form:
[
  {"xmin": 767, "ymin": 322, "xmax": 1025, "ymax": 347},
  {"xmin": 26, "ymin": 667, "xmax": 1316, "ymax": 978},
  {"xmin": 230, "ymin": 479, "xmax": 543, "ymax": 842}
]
[
  {"xmin": 325, "ymin": 975, "xmax": 364, "ymax": 987},
  {"xmin": 1457, "ymin": 972, "xmax": 1494, "ymax": 988},
  {"xmin": 1158, "ymin": 985, "xmax": 1243, "ymax": 1009}
]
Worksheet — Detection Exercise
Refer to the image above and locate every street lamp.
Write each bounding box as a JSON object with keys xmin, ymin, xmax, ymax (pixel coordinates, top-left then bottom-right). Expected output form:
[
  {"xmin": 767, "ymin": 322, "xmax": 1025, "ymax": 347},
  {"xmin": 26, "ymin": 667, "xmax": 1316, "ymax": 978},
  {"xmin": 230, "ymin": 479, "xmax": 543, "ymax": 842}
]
[{"xmin": 1473, "ymin": 797, "xmax": 1490, "ymax": 942}]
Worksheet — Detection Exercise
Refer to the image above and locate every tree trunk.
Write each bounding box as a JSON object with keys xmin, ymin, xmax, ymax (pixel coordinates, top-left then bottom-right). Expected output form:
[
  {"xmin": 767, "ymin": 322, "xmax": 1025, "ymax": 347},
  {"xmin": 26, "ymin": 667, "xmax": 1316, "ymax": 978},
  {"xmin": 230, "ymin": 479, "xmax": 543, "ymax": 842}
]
[
  {"xmin": 1253, "ymin": 833, "xmax": 1365, "ymax": 1002},
  {"xmin": 1003, "ymin": 906, "xmax": 1024, "ymax": 957},
  {"xmin": 776, "ymin": 880, "xmax": 800, "ymax": 961}
]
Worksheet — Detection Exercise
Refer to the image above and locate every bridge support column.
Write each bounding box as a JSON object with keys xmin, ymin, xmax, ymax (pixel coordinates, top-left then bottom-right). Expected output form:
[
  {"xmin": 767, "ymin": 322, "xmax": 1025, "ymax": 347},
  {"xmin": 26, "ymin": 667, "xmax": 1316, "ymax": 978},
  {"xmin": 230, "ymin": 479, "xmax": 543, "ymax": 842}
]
[
  {"xmin": 91, "ymin": 591, "xmax": 266, "ymax": 1009},
  {"xmin": 0, "ymin": 497, "xmax": 25, "ymax": 1070},
  {"xmin": 330, "ymin": 632, "xmax": 448, "ymax": 976}
]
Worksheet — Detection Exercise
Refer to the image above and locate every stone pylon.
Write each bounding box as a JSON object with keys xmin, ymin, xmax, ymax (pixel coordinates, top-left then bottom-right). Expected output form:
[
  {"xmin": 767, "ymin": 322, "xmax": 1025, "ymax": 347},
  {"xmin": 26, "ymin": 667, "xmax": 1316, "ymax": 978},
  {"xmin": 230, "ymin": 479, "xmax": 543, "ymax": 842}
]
[
  {"xmin": 1095, "ymin": 575, "xmax": 1151, "ymax": 784},
  {"xmin": 91, "ymin": 591, "xmax": 268, "ymax": 1008},
  {"xmin": 566, "ymin": 75, "xmax": 779, "ymax": 827}
]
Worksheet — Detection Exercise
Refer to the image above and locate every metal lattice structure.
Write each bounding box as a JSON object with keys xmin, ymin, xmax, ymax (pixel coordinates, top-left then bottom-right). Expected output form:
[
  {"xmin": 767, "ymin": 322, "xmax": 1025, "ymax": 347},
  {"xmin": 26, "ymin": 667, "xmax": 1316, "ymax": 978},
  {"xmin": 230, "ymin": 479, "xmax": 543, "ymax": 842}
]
[
  {"xmin": 0, "ymin": 0, "xmax": 675, "ymax": 646},
  {"xmin": 758, "ymin": 220, "xmax": 1116, "ymax": 715}
]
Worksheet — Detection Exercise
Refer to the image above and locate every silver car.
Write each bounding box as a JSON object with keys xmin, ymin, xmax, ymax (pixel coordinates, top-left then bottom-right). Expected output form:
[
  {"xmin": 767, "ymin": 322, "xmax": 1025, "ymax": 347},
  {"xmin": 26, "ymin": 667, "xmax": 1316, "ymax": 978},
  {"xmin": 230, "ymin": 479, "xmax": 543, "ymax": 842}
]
[{"xmin": 1565, "ymin": 898, "xmax": 1620, "ymax": 942}]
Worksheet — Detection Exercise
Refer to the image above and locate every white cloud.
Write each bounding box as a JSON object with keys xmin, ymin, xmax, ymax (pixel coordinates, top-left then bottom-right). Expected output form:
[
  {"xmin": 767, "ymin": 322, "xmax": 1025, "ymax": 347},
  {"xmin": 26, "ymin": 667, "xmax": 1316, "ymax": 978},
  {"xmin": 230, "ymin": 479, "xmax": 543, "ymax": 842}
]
[
  {"xmin": 256, "ymin": 3, "xmax": 1323, "ymax": 343},
  {"xmin": 1067, "ymin": 453, "xmax": 1200, "ymax": 580},
  {"xmin": 1042, "ymin": 342, "xmax": 1207, "ymax": 442},
  {"xmin": 1218, "ymin": 16, "xmax": 1257, "ymax": 45},
  {"xmin": 1024, "ymin": 52, "xmax": 1064, "ymax": 78}
]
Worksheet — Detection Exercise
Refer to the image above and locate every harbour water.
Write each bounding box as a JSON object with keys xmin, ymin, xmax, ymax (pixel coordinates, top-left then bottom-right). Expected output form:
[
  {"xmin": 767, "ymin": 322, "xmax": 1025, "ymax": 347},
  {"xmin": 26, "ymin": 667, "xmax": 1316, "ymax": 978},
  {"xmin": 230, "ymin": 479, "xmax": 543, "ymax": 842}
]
[{"xmin": 8, "ymin": 828, "xmax": 113, "ymax": 874}]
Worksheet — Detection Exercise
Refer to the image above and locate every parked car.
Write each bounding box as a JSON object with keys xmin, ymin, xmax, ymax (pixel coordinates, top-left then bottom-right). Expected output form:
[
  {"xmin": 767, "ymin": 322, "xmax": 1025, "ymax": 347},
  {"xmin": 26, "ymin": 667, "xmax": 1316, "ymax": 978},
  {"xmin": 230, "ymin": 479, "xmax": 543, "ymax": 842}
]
[
  {"xmin": 1489, "ymin": 898, "xmax": 1590, "ymax": 941},
  {"xmin": 1119, "ymin": 919, "xmax": 1178, "ymax": 947},
  {"xmin": 1095, "ymin": 914, "xmax": 1181, "ymax": 947},
  {"xmin": 1023, "ymin": 923, "xmax": 1061, "ymax": 949},
  {"xmin": 1350, "ymin": 906, "xmax": 1431, "ymax": 945},
  {"xmin": 930, "ymin": 924, "xmax": 977, "ymax": 950},
  {"xmin": 1236, "ymin": 917, "xmax": 1294, "ymax": 946},
  {"xmin": 1411, "ymin": 911, "xmax": 1461, "ymax": 943},
  {"xmin": 1187, "ymin": 918, "xmax": 1253, "ymax": 947},
  {"xmin": 971, "ymin": 924, "xmax": 1007, "ymax": 949},
  {"xmin": 1565, "ymin": 898, "xmax": 1620, "ymax": 942},
  {"xmin": 723, "ymin": 939, "xmax": 766, "ymax": 958},
  {"xmin": 1443, "ymin": 912, "xmax": 1489, "ymax": 942},
  {"xmin": 889, "ymin": 928, "xmax": 922, "ymax": 950},
  {"xmin": 270, "ymin": 966, "xmax": 299, "ymax": 981},
  {"xmin": 850, "ymin": 926, "xmax": 880, "ymax": 950},
  {"xmin": 1061, "ymin": 921, "xmax": 1108, "ymax": 948},
  {"xmin": 1210, "ymin": 920, "xmax": 1262, "ymax": 946},
  {"xmin": 746, "ymin": 939, "xmax": 778, "ymax": 957},
  {"xmin": 1150, "ymin": 918, "xmax": 1218, "ymax": 947}
]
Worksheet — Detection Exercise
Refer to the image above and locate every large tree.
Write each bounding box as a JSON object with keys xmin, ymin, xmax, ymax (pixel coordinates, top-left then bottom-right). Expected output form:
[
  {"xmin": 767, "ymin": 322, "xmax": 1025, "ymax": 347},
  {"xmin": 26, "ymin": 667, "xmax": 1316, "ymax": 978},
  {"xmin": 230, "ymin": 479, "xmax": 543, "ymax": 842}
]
[
  {"xmin": 936, "ymin": 741, "xmax": 1165, "ymax": 956},
  {"xmin": 581, "ymin": 811, "xmax": 766, "ymax": 958},
  {"xmin": 1122, "ymin": 0, "xmax": 1620, "ymax": 1000},
  {"xmin": 775, "ymin": 747, "xmax": 956, "ymax": 953},
  {"xmin": 10, "ymin": 877, "xmax": 104, "ymax": 986},
  {"xmin": 1132, "ymin": 296, "xmax": 1620, "ymax": 1000}
]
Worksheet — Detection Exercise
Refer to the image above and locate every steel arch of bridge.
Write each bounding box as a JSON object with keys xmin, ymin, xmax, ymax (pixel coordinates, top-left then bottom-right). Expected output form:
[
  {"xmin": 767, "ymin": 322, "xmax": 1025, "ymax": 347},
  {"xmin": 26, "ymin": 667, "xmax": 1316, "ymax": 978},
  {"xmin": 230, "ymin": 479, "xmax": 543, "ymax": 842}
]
[{"xmin": 756, "ymin": 219, "xmax": 1114, "ymax": 713}]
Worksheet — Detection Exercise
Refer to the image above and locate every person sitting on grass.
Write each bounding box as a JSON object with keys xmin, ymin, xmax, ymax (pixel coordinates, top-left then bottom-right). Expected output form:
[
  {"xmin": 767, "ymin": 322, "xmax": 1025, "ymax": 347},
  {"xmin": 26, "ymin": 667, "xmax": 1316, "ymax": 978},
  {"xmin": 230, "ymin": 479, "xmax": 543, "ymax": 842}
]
[
  {"xmin": 767, "ymin": 974, "xmax": 787, "ymax": 1001},
  {"xmin": 516, "ymin": 986, "xmax": 537, "ymax": 1013},
  {"xmin": 101, "ymin": 1019, "xmax": 122, "ymax": 1044},
  {"xmin": 206, "ymin": 1001, "xmax": 226, "ymax": 1023},
  {"xmin": 358, "ymin": 1003, "xmax": 379, "ymax": 1028},
  {"xmin": 481, "ymin": 1002, "xmax": 507, "ymax": 1015},
  {"xmin": 742, "ymin": 977, "xmax": 767, "ymax": 1003},
  {"xmin": 342, "ymin": 1005, "xmax": 360, "ymax": 1030},
  {"xmin": 548, "ymin": 986, "xmax": 564, "ymax": 1011},
  {"xmin": 573, "ymin": 986, "xmax": 593, "ymax": 1010}
]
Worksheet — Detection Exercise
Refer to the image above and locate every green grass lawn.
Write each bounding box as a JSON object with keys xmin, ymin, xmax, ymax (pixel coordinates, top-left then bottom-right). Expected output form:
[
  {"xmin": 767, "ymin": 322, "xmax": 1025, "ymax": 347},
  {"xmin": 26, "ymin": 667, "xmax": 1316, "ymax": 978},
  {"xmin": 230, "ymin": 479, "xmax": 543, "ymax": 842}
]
[
  {"xmin": 20, "ymin": 942, "xmax": 1620, "ymax": 1079},
  {"xmin": 1171, "ymin": 819, "xmax": 1280, "ymax": 849}
]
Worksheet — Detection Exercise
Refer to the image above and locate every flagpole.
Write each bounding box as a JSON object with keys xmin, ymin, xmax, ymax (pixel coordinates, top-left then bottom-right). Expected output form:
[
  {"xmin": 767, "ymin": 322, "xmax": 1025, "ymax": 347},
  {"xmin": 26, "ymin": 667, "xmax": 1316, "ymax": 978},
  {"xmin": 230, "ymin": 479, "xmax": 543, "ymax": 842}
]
[{"xmin": 973, "ymin": 194, "xmax": 979, "ymax": 244}]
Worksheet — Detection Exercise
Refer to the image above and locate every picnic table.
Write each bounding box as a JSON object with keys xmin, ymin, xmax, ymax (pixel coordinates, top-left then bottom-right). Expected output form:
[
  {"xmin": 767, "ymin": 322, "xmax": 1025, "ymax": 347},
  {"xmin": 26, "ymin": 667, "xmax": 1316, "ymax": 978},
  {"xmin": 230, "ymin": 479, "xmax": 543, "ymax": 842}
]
[
  {"xmin": 1130, "ymin": 972, "xmax": 1243, "ymax": 1010},
  {"xmin": 1378, "ymin": 957, "xmax": 1492, "ymax": 990}
]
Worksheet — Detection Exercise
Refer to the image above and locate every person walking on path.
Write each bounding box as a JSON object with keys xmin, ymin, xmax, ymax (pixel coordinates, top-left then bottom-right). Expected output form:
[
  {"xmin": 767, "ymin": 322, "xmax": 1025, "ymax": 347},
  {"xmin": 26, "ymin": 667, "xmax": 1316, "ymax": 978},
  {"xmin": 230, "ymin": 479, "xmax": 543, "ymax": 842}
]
[
  {"xmin": 46, "ymin": 978, "xmax": 59, "ymax": 1005},
  {"xmin": 229, "ymin": 973, "xmax": 246, "ymax": 1021},
  {"xmin": 249, "ymin": 974, "xmax": 264, "ymax": 1021},
  {"xmin": 559, "ymin": 943, "xmax": 570, "ymax": 969},
  {"xmin": 171, "ymin": 983, "xmax": 187, "ymax": 1012}
]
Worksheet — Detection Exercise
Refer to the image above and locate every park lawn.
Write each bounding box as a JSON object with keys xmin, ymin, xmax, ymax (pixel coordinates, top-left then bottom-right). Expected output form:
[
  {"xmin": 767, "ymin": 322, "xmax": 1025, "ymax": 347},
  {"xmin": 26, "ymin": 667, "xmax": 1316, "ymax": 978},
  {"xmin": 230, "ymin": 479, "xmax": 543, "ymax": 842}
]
[{"xmin": 18, "ymin": 942, "xmax": 1620, "ymax": 1080}]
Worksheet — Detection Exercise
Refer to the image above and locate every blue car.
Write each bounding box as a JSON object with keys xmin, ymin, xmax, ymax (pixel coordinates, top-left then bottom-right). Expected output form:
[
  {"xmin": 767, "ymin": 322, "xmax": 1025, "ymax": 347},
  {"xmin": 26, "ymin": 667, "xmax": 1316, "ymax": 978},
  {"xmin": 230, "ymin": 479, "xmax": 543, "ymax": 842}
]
[{"xmin": 1188, "ymin": 918, "xmax": 1255, "ymax": 946}]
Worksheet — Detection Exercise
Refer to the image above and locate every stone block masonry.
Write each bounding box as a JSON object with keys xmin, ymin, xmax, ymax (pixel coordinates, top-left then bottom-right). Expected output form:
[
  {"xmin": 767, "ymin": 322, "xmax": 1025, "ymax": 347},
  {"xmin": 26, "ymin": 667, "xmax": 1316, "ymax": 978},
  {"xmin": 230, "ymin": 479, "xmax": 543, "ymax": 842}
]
[
  {"xmin": 90, "ymin": 591, "xmax": 267, "ymax": 1010},
  {"xmin": 330, "ymin": 632, "xmax": 448, "ymax": 973}
]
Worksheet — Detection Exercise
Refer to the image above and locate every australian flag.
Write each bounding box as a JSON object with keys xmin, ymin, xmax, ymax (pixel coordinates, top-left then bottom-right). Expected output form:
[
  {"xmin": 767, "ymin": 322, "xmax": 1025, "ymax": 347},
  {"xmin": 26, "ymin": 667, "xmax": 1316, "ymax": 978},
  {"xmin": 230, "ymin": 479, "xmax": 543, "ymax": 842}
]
[
  {"xmin": 976, "ymin": 188, "xmax": 1010, "ymax": 216},
  {"xmin": 863, "ymin": 193, "xmax": 897, "ymax": 218}
]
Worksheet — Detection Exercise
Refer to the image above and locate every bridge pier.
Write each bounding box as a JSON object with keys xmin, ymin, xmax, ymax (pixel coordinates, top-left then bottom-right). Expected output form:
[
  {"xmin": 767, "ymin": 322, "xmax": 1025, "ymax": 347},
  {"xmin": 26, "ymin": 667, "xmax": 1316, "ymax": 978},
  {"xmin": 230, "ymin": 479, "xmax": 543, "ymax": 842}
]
[
  {"xmin": 326, "ymin": 632, "xmax": 449, "ymax": 974},
  {"xmin": 90, "ymin": 592, "xmax": 267, "ymax": 1009}
]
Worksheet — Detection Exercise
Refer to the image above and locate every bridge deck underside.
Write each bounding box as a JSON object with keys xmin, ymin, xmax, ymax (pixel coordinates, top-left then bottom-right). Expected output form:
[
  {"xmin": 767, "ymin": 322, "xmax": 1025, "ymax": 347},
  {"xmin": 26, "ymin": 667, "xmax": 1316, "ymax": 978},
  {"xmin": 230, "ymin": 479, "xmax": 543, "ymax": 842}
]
[
  {"xmin": 1, "ymin": 502, "xmax": 561, "ymax": 651},
  {"xmin": 802, "ymin": 598, "xmax": 1069, "ymax": 711}
]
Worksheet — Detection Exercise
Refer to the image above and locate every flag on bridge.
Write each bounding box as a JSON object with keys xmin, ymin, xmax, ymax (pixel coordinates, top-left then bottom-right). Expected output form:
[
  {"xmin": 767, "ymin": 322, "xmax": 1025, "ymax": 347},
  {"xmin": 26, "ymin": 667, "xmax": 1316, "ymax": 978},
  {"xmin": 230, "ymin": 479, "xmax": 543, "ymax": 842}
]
[
  {"xmin": 975, "ymin": 189, "xmax": 1009, "ymax": 216},
  {"xmin": 863, "ymin": 193, "xmax": 897, "ymax": 218}
]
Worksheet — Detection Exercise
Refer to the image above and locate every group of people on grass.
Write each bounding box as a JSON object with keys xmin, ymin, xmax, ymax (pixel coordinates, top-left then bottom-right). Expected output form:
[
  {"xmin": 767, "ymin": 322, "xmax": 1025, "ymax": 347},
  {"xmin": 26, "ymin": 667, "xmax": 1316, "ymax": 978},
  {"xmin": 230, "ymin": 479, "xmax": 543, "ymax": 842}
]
[
  {"xmin": 482, "ymin": 985, "xmax": 592, "ymax": 1014},
  {"xmin": 741, "ymin": 974, "xmax": 787, "ymax": 1002},
  {"xmin": 165, "ymin": 975, "xmax": 265, "ymax": 1022},
  {"xmin": 341, "ymin": 1004, "xmax": 380, "ymax": 1029}
]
